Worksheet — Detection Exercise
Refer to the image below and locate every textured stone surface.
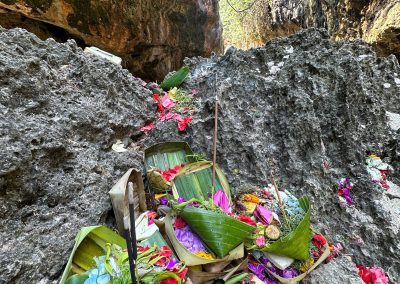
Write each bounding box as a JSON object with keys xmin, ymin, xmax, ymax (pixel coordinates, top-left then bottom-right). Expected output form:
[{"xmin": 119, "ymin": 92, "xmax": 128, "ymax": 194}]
[
  {"xmin": 221, "ymin": 0, "xmax": 400, "ymax": 60},
  {"xmin": 0, "ymin": 27, "xmax": 154, "ymax": 283},
  {"xmin": 0, "ymin": 0, "xmax": 223, "ymax": 81},
  {"xmin": 1, "ymin": 27, "xmax": 400, "ymax": 283},
  {"xmin": 305, "ymin": 256, "xmax": 364, "ymax": 284}
]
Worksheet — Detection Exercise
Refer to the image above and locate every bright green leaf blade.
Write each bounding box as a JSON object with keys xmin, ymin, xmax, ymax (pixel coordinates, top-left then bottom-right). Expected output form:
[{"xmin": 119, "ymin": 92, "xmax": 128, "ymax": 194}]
[
  {"xmin": 180, "ymin": 206, "xmax": 255, "ymax": 258},
  {"xmin": 260, "ymin": 197, "xmax": 312, "ymax": 260}
]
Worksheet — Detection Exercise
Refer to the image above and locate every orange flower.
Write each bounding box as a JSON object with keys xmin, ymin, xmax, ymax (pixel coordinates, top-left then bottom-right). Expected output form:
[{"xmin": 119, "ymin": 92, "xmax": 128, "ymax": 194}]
[{"xmin": 243, "ymin": 194, "xmax": 260, "ymax": 204}]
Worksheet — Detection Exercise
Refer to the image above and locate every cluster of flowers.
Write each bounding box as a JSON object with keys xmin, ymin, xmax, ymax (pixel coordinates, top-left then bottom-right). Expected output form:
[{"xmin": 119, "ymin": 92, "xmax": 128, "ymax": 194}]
[
  {"xmin": 337, "ymin": 177, "xmax": 354, "ymax": 205},
  {"xmin": 83, "ymin": 243, "xmax": 187, "ymax": 284},
  {"xmin": 357, "ymin": 264, "xmax": 388, "ymax": 284},
  {"xmin": 140, "ymin": 87, "xmax": 195, "ymax": 133}
]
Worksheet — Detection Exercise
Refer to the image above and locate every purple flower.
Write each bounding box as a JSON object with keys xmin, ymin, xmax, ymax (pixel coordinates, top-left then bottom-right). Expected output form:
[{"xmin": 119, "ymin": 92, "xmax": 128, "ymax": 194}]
[
  {"xmin": 213, "ymin": 190, "xmax": 231, "ymax": 214},
  {"xmin": 177, "ymin": 197, "xmax": 187, "ymax": 204},
  {"xmin": 281, "ymin": 268, "xmax": 299, "ymax": 278},
  {"xmin": 159, "ymin": 196, "xmax": 169, "ymax": 206},
  {"xmin": 175, "ymin": 226, "xmax": 206, "ymax": 253},
  {"xmin": 166, "ymin": 258, "xmax": 179, "ymax": 270},
  {"xmin": 248, "ymin": 262, "xmax": 267, "ymax": 281},
  {"xmin": 254, "ymin": 205, "xmax": 273, "ymax": 225}
]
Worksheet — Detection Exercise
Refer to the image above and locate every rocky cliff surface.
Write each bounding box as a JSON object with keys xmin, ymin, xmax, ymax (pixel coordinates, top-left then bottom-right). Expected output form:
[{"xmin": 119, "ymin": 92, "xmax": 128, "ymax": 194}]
[
  {"xmin": 0, "ymin": 0, "xmax": 223, "ymax": 81},
  {"xmin": 1, "ymin": 27, "xmax": 400, "ymax": 283},
  {"xmin": 221, "ymin": 0, "xmax": 400, "ymax": 59}
]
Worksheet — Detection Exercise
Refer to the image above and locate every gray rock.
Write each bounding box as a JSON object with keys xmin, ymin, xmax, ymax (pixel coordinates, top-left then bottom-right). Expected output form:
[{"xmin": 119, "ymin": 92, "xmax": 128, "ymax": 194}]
[
  {"xmin": 304, "ymin": 257, "xmax": 364, "ymax": 284},
  {"xmin": 0, "ymin": 28, "xmax": 154, "ymax": 283},
  {"xmin": 1, "ymin": 27, "xmax": 400, "ymax": 283}
]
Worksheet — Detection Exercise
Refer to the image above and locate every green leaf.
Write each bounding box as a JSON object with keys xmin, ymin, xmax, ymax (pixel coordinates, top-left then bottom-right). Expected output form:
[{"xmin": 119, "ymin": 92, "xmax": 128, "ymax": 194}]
[
  {"xmin": 179, "ymin": 206, "xmax": 255, "ymax": 258},
  {"xmin": 59, "ymin": 226, "xmax": 126, "ymax": 284},
  {"xmin": 172, "ymin": 161, "xmax": 231, "ymax": 202},
  {"xmin": 225, "ymin": 272, "xmax": 248, "ymax": 284},
  {"xmin": 141, "ymin": 271, "xmax": 182, "ymax": 284},
  {"xmin": 259, "ymin": 197, "xmax": 312, "ymax": 260}
]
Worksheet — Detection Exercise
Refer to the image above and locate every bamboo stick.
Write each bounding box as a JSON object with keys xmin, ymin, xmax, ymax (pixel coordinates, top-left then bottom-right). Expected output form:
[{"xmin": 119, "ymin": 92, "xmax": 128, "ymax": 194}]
[
  {"xmin": 270, "ymin": 171, "xmax": 289, "ymax": 225},
  {"xmin": 212, "ymin": 95, "xmax": 219, "ymax": 202}
]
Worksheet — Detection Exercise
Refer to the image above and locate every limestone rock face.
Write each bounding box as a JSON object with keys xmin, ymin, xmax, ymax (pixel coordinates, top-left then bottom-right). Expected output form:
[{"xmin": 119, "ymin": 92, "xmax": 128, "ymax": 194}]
[
  {"xmin": 1, "ymin": 27, "xmax": 400, "ymax": 283},
  {"xmin": 221, "ymin": 0, "xmax": 400, "ymax": 59},
  {"xmin": 0, "ymin": 0, "xmax": 223, "ymax": 81}
]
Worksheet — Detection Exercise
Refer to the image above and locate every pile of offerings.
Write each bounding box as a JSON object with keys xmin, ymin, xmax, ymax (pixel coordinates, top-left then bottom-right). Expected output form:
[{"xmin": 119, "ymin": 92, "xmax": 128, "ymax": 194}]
[{"xmin": 60, "ymin": 141, "xmax": 390, "ymax": 284}]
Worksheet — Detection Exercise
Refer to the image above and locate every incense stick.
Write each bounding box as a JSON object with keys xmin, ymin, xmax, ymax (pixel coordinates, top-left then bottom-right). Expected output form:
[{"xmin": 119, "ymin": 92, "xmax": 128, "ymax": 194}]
[{"xmin": 123, "ymin": 216, "xmax": 137, "ymax": 284}]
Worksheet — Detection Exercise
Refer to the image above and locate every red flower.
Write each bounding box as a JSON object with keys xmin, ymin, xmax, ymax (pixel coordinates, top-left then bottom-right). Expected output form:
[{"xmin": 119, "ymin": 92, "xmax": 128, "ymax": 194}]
[
  {"xmin": 177, "ymin": 116, "xmax": 193, "ymax": 131},
  {"xmin": 312, "ymin": 234, "xmax": 327, "ymax": 249},
  {"xmin": 174, "ymin": 216, "xmax": 187, "ymax": 229},
  {"xmin": 160, "ymin": 165, "xmax": 182, "ymax": 182},
  {"xmin": 157, "ymin": 103, "xmax": 164, "ymax": 112},
  {"xmin": 150, "ymin": 246, "xmax": 173, "ymax": 266},
  {"xmin": 238, "ymin": 215, "xmax": 257, "ymax": 226},
  {"xmin": 153, "ymin": 93, "xmax": 160, "ymax": 103},
  {"xmin": 357, "ymin": 265, "xmax": 372, "ymax": 283},
  {"xmin": 137, "ymin": 245, "xmax": 150, "ymax": 253}
]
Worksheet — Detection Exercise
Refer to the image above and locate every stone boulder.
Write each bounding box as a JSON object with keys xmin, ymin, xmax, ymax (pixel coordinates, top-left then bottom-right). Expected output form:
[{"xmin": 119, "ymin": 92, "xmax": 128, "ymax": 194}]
[
  {"xmin": 1, "ymin": 27, "xmax": 400, "ymax": 283},
  {"xmin": 0, "ymin": 0, "xmax": 223, "ymax": 81}
]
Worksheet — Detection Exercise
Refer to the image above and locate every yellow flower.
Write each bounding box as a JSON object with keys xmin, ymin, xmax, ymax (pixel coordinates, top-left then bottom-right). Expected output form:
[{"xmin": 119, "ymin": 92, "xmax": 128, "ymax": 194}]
[
  {"xmin": 242, "ymin": 201, "xmax": 257, "ymax": 214},
  {"xmin": 300, "ymin": 258, "xmax": 315, "ymax": 272},
  {"xmin": 194, "ymin": 251, "xmax": 215, "ymax": 260},
  {"xmin": 243, "ymin": 194, "xmax": 260, "ymax": 204},
  {"xmin": 168, "ymin": 87, "xmax": 178, "ymax": 98}
]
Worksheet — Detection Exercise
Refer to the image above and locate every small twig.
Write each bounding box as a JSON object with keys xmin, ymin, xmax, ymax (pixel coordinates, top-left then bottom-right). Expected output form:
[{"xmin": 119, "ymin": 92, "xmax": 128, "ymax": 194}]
[
  {"xmin": 270, "ymin": 171, "xmax": 290, "ymax": 227},
  {"xmin": 211, "ymin": 94, "xmax": 219, "ymax": 207}
]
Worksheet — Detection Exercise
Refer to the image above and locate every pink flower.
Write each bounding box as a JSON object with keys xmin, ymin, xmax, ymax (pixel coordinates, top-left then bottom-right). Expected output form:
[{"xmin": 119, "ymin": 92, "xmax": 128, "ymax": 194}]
[
  {"xmin": 255, "ymin": 235, "xmax": 265, "ymax": 247},
  {"xmin": 140, "ymin": 122, "xmax": 155, "ymax": 133},
  {"xmin": 160, "ymin": 112, "xmax": 182, "ymax": 122},
  {"xmin": 161, "ymin": 94, "xmax": 176, "ymax": 109},
  {"xmin": 370, "ymin": 266, "xmax": 388, "ymax": 284},
  {"xmin": 213, "ymin": 189, "xmax": 231, "ymax": 214},
  {"xmin": 191, "ymin": 89, "xmax": 197, "ymax": 96},
  {"xmin": 254, "ymin": 205, "xmax": 273, "ymax": 225}
]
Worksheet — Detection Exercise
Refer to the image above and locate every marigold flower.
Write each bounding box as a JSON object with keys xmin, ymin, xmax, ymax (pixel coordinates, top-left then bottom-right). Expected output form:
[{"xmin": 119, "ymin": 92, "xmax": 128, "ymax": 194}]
[{"xmin": 243, "ymin": 193, "xmax": 260, "ymax": 204}]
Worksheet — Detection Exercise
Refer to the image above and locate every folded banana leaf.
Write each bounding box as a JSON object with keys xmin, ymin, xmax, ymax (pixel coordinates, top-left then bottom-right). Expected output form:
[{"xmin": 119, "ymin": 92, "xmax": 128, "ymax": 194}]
[
  {"xmin": 60, "ymin": 226, "xmax": 126, "ymax": 284},
  {"xmin": 171, "ymin": 161, "xmax": 231, "ymax": 202},
  {"xmin": 109, "ymin": 168, "xmax": 147, "ymax": 235},
  {"xmin": 165, "ymin": 212, "xmax": 245, "ymax": 266},
  {"xmin": 259, "ymin": 197, "xmax": 312, "ymax": 260},
  {"xmin": 145, "ymin": 142, "xmax": 195, "ymax": 193},
  {"xmin": 180, "ymin": 206, "xmax": 255, "ymax": 258}
]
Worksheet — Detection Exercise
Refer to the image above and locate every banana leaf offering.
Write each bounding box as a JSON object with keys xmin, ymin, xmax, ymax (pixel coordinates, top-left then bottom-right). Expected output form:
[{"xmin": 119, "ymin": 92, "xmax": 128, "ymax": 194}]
[
  {"xmin": 165, "ymin": 210, "xmax": 246, "ymax": 266},
  {"xmin": 234, "ymin": 186, "xmax": 312, "ymax": 260},
  {"xmin": 61, "ymin": 225, "xmax": 187, "ymax": 284},
  {"xmin": 145, "ymin": 142, "xmax": 195, "ymax": 193},
  {"xmin": 171, "ymin": 160, "xmax": 231, "ymax": 201}
]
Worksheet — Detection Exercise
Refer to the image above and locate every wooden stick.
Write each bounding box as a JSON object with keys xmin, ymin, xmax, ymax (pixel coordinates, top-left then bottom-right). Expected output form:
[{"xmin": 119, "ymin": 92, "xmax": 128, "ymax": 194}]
[
  {"xmin": 123, "ymin": 216, "xmax": 137, "ymax": 284},
  {"xmin": 270, "ymin": 171, "xmax": 289, "ymax": 224},
  {"xmin": 212, "ymin": 95, "xmax": 219, "ymax": 204}
]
